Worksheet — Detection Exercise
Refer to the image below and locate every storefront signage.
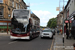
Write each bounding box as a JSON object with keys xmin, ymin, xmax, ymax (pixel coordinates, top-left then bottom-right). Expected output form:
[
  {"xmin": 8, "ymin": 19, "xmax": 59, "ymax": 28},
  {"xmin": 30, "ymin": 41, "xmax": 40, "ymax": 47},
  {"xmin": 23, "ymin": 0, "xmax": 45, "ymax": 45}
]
[{"xmin": 65, "ymin": 20, "xmax": 69, "ymax": 23}]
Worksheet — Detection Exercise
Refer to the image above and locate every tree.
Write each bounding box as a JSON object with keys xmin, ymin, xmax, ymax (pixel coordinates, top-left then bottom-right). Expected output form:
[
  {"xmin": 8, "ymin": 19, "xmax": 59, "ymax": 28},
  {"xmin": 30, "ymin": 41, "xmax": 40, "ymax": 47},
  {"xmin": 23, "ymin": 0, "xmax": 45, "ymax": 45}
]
[{"xmin": 47, "ymin": 18, "xmax": 57, "ymax": 28}]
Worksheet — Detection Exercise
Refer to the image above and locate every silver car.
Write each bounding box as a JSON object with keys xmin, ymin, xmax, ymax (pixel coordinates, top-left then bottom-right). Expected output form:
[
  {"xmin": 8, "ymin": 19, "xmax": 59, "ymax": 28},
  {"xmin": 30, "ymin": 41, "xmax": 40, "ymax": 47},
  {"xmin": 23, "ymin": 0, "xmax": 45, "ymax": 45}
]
[{"xmin": 40, "ymin": 29, "xmax": 53, "ymax": 39}]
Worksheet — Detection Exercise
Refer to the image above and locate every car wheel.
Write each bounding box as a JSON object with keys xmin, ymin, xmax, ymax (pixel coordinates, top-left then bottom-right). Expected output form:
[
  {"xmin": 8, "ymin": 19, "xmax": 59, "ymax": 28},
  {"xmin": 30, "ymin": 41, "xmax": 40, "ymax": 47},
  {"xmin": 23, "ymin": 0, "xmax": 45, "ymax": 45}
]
[
  {"xmin": 51, "ymin": 35, "xmax": 53, "ymax": 39},
  {"xmin": 41, "ymin": 37, "xmax": 43, "ymax": 39}
]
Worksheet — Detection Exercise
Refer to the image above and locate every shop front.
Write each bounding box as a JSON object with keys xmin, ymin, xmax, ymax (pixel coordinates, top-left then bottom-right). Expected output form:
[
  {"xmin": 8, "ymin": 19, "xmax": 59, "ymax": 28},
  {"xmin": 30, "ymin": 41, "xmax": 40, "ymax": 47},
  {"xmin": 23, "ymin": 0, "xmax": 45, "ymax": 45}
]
[
  {"xmin": 0, "ymin": 19, "xmax": 11, "ymax": 34},
  {"xmin": 68, "ymin": 11, "xmax": 75, "ymax": 39}
]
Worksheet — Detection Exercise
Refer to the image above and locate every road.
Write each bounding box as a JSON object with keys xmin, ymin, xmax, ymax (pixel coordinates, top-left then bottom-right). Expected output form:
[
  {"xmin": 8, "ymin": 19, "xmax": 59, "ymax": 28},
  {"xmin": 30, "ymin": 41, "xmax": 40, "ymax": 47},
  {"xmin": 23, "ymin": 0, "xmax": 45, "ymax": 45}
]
[{"xmin": 0, "ymin": 36, "xmax": 53, "ymax": 50}]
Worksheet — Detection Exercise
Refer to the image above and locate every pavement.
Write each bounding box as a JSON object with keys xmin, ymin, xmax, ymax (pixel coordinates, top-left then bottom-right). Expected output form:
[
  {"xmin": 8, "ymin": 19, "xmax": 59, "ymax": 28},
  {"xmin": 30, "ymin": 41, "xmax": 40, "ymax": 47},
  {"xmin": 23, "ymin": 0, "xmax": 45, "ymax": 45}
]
[
  {"xmin": 0, "ymin": 32, "xmax": 10, "ymax": 36},
  {"xmin": 53, "ymin": 33, "xmax": 75, "ymax": 50}
]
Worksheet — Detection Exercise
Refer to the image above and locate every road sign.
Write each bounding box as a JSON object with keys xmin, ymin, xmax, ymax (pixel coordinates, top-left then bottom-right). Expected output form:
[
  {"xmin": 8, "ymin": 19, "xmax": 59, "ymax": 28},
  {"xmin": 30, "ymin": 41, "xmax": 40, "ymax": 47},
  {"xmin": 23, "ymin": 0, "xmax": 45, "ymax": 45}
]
[{"xmin": 56, "ymin": 7, "xmax": 59, "ymax": 11}]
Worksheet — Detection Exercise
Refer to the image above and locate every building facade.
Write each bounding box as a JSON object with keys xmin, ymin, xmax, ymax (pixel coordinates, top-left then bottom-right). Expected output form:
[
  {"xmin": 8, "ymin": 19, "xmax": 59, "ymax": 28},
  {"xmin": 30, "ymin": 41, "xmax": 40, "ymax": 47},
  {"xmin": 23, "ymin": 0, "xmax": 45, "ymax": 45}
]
[
  {"xmin": 57, "ymin": 0, "xmax": 75, "ymax": 34},
  {"xmin": 57, "ymin": 11, "xmax": 63, "ymax": 30},
  {"xmin": 64, "ymin": 0, "xmax": 75, "ymax": 30},
  {"xmin": 0, "ymin": 0, "xmax": 27, "ymax": 33}
]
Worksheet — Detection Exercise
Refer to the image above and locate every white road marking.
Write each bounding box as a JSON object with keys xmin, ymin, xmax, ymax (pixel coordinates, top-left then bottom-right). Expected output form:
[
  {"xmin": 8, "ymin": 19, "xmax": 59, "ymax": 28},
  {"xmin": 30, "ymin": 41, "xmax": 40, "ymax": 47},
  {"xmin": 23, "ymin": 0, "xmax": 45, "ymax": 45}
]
[{"xmin": 8, "ymin": 41, "xmax": 17, "ymax": 44}]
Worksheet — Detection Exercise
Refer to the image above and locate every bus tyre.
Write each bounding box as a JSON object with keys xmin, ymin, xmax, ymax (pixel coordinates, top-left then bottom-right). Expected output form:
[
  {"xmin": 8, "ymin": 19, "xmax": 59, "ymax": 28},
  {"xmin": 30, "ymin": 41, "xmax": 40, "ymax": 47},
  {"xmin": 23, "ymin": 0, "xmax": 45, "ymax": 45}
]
[
  {"xmin": 41, "ymin": 37, "xmax": 43, "ymax": 39},
  {"xmin": 29, "ymin": 36, "xmax": 32, "ymax": 40}
]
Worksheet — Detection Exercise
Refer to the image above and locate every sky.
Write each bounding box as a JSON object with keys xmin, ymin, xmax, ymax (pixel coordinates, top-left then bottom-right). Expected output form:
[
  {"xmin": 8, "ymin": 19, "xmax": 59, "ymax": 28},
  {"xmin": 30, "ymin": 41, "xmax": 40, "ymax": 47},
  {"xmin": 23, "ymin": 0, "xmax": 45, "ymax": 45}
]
[{"xmin": 24, "ymin": 0, "xmax": 68, "ymax": 26}]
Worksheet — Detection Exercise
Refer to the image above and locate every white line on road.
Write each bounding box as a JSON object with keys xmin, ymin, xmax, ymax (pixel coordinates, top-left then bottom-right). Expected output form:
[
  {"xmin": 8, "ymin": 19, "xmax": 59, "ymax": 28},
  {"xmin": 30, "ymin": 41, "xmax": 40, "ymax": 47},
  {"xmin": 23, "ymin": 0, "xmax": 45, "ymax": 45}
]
[{"xmin": 8, "ymin": 41, "xmax": 17, "ymax": 44}]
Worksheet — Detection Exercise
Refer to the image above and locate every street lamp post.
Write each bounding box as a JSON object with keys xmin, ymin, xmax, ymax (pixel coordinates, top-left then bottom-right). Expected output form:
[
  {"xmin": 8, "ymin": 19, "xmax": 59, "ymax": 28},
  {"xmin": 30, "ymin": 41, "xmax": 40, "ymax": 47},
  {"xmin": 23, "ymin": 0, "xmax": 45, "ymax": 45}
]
[
  {"xmin": 58, "ymin": 0, "xmax": 68, "ymax": 48},
  {"xmin": 63, "ymin": 0, "xmax": 64, "ymax": 46},
  {"xmin": 59, "ymin": 0, "xmax": 65, "ymax": 47}
]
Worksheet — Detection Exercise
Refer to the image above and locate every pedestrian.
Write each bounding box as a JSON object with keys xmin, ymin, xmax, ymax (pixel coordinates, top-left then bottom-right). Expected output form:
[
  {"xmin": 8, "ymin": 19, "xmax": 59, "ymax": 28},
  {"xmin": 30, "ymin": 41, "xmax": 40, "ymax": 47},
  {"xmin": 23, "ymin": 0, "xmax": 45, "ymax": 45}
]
[
  {"xmin": 66, "ymin": 28, "xmax": 69, "ymax": 39},
  {"xmin": 57, "ymin": 30, "xmax": 59, "ymax": 35},
  {"xmin": 69, "ymin": 30, "xmax": 72, "ymax": 39},
  {"xmin": 60, "ymin": 28, "xmax": 62, "ymax": 35}
]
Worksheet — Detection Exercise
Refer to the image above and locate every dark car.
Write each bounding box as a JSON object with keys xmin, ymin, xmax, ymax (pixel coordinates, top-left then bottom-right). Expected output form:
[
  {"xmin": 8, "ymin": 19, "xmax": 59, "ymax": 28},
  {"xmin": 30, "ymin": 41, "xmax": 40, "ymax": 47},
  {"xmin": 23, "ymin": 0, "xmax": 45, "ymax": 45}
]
[{"xmin": 52, "ymin": 29, "xmax": 55, "ymax": 35}]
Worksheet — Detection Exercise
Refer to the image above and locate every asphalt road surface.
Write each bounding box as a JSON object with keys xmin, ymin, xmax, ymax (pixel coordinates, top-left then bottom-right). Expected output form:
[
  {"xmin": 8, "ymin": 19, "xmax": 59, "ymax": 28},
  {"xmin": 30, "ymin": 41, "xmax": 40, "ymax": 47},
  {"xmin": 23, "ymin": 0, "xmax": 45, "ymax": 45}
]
[{"xmin": 0, "ymin": 36, "xmax": 53, "ymax": 50}]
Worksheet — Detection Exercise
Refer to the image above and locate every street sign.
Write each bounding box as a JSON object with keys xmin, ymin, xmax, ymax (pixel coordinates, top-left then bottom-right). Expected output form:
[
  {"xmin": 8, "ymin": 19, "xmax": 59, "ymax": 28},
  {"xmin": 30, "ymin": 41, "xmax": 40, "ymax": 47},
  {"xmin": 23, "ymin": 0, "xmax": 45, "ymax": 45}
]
[
  {"xmin": 65, "ymin": 20, "xmax": 69, "ymax": 23},
  {"xmin": 56, "ymin": 7, "xmax": 59, "ymax": 11}
]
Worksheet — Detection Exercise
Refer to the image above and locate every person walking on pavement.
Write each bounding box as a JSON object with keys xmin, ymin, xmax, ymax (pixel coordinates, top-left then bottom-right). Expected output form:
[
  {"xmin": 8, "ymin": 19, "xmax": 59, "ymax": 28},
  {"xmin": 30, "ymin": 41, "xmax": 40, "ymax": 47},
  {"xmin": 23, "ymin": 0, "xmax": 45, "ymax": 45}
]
[
  {"xmin": 66, "ymin": 28, "xmax": 69, "ymax": 39},
  {"xmin": 57, "ymin": 30, "xmax": 59, "ymax": 35},
  {"xmin": 60, "ymin": 28, "xmax": 62, "ymax": 35}
]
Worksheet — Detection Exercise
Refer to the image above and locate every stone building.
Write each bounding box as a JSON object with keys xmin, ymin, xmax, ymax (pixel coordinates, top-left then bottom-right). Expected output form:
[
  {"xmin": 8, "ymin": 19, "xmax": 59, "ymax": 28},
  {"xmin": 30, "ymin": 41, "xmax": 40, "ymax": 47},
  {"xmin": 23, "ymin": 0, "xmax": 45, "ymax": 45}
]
[
  {"xmin": 64, "ymin": 0, "xmax": 75, "ymax": 38},
  {"xmin": 57, "ymin": 11, "xmax": 63, "ymax": 30},
  {"xmin": 64, "ymin": 0, "xmax": 75, "ymax": 30},
  {"xmin": 0, "ymin": 0, "xmax": 27, "ymax": 33},
  {"xmin": 31, "ymin": 13, "xmax": 40, "ymax": 27}
]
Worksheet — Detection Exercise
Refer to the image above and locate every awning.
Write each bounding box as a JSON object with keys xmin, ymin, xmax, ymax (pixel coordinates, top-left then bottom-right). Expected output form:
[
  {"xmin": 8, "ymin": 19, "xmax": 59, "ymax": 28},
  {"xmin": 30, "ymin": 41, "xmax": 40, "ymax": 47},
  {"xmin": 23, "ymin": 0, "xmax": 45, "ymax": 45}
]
[{"xmin": 70, "ymin": 11, "xmax": 75, "ymax": 17}]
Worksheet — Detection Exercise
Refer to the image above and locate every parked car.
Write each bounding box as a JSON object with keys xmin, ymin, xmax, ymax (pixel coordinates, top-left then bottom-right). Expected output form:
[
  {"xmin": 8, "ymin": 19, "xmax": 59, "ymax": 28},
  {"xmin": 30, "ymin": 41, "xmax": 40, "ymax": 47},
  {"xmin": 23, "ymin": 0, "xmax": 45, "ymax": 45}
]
[
  {"xmin": 40, "ymin": 29, "xmax": 53, "ymax": 39},
  {"xmin": 52, "ymin": 29, "xmax": 55, "ymax": 35}
]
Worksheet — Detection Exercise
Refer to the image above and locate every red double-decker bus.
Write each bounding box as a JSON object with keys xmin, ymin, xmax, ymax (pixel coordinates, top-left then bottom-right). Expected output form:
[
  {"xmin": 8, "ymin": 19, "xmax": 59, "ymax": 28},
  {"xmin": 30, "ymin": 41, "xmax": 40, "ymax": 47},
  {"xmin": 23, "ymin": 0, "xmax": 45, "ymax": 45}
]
[{"xmin": 10, "ymin": 9, "xmax": 40, "ymax": 40}]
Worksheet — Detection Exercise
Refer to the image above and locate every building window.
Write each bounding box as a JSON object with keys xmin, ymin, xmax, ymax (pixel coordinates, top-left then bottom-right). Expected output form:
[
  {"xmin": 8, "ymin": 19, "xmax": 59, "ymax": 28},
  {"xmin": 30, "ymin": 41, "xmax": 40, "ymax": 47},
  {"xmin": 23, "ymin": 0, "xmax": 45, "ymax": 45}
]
[
  {"xmin": 19, "ymin": 0, "xmax": 20, "ymax": 2},
  {"xmin": 12, "ymin": 1, "xmax": 14, "ymax": 7},
  {"xmin": 0, "ymin": 8, "xmax": 3, "ymax": 18},
  {"xmin": 0, "ymin": 0, "xmax": 3, "ymax": 3},
  {"xmin": 16, "ymin": 3, "xmax": 17, "ymax": 9}
]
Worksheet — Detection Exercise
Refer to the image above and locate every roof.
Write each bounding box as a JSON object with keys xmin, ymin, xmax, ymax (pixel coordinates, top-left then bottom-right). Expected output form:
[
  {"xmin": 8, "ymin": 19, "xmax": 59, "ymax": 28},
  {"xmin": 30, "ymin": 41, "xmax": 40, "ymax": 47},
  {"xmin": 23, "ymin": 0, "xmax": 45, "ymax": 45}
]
[{"xmin": 64, "ymin": 0, "xmax": 70, "ymax": 10}]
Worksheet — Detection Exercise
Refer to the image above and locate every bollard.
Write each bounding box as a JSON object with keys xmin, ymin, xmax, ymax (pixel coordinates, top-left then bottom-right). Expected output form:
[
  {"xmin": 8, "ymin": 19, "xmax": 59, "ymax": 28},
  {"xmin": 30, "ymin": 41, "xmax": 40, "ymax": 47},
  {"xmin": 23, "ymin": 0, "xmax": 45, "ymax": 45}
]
[{"xmin": 73, "ymin": 43, "xmax": 75, "ymax": 50}]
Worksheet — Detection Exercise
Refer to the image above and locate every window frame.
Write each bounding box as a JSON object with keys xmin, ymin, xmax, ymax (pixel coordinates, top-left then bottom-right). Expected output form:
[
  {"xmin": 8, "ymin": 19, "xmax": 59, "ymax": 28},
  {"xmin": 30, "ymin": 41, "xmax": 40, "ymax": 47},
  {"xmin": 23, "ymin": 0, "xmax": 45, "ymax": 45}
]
[
  {"xmin": 19, "ymin": 0, "xmax": 20, "ymax": 2},
  {"xmin": 19, "ymin": 5, "xmax": 20, "ymax": 9},
  {"xmin": 12, "ymin": 1, "xmax": 14, "ymax": 7},
  {"xmin": 0, "ymin": 0, "xmax": 3, "ymax": 3},
  {"xmin": 0, "ymin": 8, "xmax": 4, "ymax": 18},
  {"xmin": 16, "ymin": 3, "xmax": 17, "ymax": 9}
]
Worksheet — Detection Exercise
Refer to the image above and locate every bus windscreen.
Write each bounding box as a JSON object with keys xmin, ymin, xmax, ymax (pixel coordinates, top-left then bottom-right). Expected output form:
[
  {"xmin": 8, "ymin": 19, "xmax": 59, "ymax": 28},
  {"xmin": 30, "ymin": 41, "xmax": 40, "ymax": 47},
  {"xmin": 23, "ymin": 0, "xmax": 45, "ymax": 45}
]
[
  {"xmin": 11, "ymin": 10, "xmax": 30, "ymax": 33},
  {"xmin": 13, "ymin": 10, "xmax": 29, "ymax": 19}
]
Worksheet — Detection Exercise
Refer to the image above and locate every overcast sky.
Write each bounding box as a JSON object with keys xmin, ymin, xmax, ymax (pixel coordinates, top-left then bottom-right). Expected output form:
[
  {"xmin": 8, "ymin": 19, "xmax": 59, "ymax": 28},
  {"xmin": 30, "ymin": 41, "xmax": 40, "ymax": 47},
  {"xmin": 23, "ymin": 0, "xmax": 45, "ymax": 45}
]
[{"xmin": 24, "ymin": 0, "xmax": 68, "ymax": 26}]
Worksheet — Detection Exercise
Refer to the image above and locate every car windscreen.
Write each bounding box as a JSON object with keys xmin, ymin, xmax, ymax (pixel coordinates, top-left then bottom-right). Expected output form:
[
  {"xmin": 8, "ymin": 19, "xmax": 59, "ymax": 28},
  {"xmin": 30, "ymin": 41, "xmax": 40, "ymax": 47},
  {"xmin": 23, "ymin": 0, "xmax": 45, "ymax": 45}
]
[{"xmin": 42, "ymin": 30, "xmax": 51, "ymax": 32}]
